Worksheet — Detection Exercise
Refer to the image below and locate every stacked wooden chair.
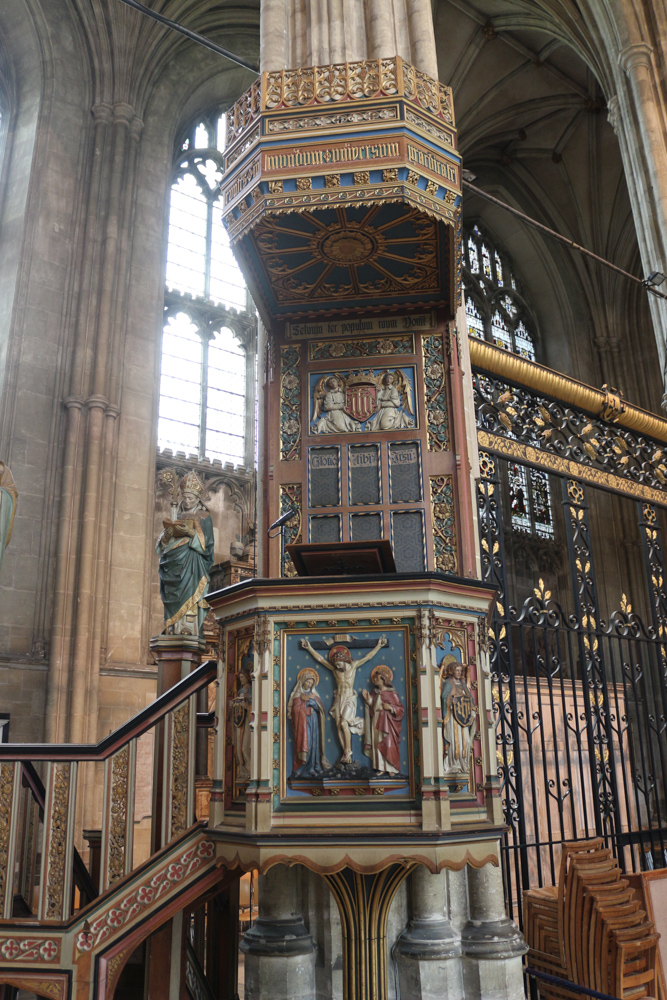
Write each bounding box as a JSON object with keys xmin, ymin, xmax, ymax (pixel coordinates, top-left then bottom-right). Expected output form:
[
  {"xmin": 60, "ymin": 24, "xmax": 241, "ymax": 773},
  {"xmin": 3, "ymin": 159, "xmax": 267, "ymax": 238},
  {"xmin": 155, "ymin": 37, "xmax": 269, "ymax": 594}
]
[{"xmin": 524, "ymin": 839, "xmax": 660, "ymax": 999}]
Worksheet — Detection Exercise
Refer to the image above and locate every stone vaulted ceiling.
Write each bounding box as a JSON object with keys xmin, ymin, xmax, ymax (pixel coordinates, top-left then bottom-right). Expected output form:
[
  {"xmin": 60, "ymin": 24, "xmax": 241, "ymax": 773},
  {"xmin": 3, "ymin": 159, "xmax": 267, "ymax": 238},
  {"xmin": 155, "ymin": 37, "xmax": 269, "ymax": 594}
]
[{"xmin": 434, "ymin": 0, "xmax": 660, "ymax": 410}]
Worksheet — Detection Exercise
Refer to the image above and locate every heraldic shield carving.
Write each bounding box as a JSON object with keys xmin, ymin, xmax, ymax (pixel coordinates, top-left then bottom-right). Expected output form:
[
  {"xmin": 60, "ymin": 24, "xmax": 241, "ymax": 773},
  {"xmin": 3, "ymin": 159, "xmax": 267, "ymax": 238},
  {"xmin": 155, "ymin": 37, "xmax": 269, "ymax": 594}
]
[
  {"xmin": 310, "ymin": 366, "xmax": 417, "ymax": 435},
  {"xmin": 345, "ymin": 375, "xmax": 378, "ymax": 423}
]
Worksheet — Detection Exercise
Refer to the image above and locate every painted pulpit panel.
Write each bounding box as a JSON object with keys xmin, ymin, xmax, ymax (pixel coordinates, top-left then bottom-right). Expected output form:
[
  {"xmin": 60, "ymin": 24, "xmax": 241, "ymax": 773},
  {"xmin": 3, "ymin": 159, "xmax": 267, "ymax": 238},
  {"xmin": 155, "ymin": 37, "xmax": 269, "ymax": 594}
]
[
  {"xmin": 277, "ymin": 625, "xmax": 415, "ymax": 803},
  {"xmin": 309, "ymin": 367, "xmax": 418, "ymax": 436}
]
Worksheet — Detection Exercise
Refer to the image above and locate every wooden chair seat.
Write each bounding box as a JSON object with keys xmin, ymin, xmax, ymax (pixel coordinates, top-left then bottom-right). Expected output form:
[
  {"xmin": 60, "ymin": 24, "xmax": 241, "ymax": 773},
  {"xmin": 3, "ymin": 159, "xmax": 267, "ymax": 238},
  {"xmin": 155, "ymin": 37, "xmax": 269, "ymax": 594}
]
[{"xmin": 523, "ymin": 839, "xmax": 660, "ymax": 1000}]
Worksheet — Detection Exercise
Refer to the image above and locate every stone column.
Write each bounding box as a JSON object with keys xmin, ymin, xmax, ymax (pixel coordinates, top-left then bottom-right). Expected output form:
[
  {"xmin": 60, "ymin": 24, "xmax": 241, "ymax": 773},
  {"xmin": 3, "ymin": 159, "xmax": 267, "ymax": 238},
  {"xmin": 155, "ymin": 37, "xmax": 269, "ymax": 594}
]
[
  {"xmin": 394, "ymin": 866, "xmax": 463, "ymax": 1000},
  {"xmin": 461, "ymin": 863, "xmax": 526, "ymax": 1000},
  {"xmin": 241, "ymin": 865, "xmax": 316, "ymax": 1000}
]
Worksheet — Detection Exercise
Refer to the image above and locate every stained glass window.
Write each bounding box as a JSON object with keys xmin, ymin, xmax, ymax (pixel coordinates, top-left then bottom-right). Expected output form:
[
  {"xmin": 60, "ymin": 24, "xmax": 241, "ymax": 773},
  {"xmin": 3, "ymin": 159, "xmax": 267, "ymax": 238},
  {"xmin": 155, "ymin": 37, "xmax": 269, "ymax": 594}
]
[
  {"xmin": 159, "ymin": 112, "xmax": 254, "ymax": 466},
  {"xmin": 531, "ymin": 470, "xmax": 554, "ymax": 539},
  {"xmin": 495, "ymin": 251, "xmax": 504, "ymax": 285},
  {"xmin": 514, "ymin": 320, "xmax": 536, "ymax": 361},
  {"xmin": 501, "ymin": 295, "xmax": 517, "ymax": 318},
  {"xmin": 466, "ymin": 296, "xmax": 485, "ymax": 340},
  {"xmin": 462, "ymin": 225, "xmax": 538, "ymax": 361},
  {"xmin": 491, "ymin": 310, "xmax": 512, "ymax": 351},
  {"xmin": 481, "ymin": 243, "xmax": 492, "ymax": 279},
  {"xmin": 507, "ymin": 462, "xmax": 554, "ymax": 539},
  {"xmin": 468, "ymin": 236, "xmax": 480, "ymax": 273},
  {"xmin": 508, "ymin": 463, "xmax": 531, "ymax": 534}
]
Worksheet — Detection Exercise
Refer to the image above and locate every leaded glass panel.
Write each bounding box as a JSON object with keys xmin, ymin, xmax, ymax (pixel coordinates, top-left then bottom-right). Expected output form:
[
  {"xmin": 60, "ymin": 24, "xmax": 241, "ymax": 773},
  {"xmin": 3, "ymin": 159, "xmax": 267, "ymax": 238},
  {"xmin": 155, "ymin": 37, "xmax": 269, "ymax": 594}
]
[{"xmin": 508, "ymin": 462, "xmax": 531, "ymax": 534}]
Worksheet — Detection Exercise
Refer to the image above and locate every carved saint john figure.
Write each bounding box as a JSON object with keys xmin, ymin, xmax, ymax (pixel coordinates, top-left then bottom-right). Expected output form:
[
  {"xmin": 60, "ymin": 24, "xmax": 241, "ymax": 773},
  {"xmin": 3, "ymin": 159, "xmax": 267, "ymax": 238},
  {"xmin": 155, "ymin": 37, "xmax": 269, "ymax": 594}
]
[
  {"xmin": 439, "ymin": 654, "xmax": 476, "ymax": 775},
  {"xmin": 300, "ymin": 636, "xmax": 387, "ymax": 764},
  {"xmin": 287, "ymin": 668, "xmax": 331, "ymax": 778},
  {"xmin": 362, "ymin": 665, "xmax": 404, "ymax": 776}
]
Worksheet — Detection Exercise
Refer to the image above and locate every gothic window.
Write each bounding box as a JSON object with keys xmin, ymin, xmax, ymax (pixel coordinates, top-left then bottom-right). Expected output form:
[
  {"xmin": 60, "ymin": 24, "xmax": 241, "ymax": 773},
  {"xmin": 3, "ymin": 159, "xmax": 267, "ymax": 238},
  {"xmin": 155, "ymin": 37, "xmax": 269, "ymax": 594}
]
[
  {"xmin": 466, "ymin": 296, "xmax": 484, "ymax": 340},
  {"xmin": 508, "ymin": 462, "xmax": 554, "ymax": 539},
  {"xmin": 462, "ymin": 225, "xmax": 537, "ymax": 361},
  {"xmin": 158, "ymin": 112, "xmax": 254, "ymax": 466}
]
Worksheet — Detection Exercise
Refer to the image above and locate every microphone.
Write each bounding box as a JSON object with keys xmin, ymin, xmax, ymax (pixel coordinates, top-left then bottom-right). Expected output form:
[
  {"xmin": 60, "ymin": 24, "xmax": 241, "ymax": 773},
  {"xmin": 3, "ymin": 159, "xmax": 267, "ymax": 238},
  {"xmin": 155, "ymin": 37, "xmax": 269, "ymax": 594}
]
[{"xmin": 267, "ymin": 509, "xmax": 298, "ymax": 537}]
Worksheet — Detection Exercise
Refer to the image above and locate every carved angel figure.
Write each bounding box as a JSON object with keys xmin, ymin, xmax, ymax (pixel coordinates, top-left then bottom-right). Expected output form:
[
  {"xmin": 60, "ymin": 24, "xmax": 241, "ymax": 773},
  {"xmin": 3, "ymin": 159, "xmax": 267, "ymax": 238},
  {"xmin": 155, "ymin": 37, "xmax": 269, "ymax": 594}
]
[
  {"xmin": 311, "ymin": 375, "xmax": 360, "ymax": 435},
  {"xmin": 366, "ymin": 371, "xmax": 415, "ymax": 431}
]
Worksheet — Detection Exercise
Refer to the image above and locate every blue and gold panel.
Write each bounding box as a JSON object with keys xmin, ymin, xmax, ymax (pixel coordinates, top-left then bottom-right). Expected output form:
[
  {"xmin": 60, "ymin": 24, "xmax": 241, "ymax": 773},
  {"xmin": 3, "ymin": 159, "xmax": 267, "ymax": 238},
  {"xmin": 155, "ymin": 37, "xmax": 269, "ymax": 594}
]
[
  {"xmin": 275, "ymin": 624, "xmax": 415, "ymax": 805},
  {"xmin": 309, "ymin": 365, "xmax": 417, "ymax": 436}
]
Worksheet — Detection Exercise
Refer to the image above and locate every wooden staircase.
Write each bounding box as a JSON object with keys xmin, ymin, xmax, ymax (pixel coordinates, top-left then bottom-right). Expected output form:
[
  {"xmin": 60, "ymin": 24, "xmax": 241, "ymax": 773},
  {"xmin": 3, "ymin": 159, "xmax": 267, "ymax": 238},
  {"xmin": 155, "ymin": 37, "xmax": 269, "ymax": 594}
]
[{"xmin": 0, "ymin": 659, "xmax": 234, "ymax": 1000}]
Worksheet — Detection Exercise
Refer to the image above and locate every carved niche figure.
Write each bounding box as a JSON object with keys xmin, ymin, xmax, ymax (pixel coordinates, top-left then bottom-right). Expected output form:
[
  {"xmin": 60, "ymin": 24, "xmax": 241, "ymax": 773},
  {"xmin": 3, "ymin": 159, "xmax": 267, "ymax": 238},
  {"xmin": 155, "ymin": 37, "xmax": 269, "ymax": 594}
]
[
  {"xmin": 0, "ymin": 461, "xmax": 17, "ymax": 571},
  {"xmin": 287, "ymin": 667, "xmax": 331, "ymax": 778},
  {"xmin": 300, "ymin": 635, "xmax": 387, "ymax": 764},
  {"xmin": 439, "ymin": 654, "xmax": 476, "ymax": 775},
  {"xmin": 311, "ymin": 375, "xmax": 360, "ymax": 435},
  {"xmin": 366, "ymin": 371, "xmax": 415, "ymax": 431},
  {"xmin": 156, "ymin": 470, "xmax": 214, "ymax": 635},
  {"xmin": 362, "ymin": 665, "xmax": 404, "ymax": 776},
  {"xmin": 231, "ymin": 666, "xmax": 252, "ymax": 781}
]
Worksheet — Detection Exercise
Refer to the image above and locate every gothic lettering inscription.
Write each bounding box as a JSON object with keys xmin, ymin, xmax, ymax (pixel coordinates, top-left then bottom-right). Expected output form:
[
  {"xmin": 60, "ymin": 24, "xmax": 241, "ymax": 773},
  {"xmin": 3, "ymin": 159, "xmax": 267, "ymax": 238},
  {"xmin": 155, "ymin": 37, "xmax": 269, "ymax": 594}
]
[{"xmin": 264, "ymin": 142, "xmax": 400, "ymax": 173}]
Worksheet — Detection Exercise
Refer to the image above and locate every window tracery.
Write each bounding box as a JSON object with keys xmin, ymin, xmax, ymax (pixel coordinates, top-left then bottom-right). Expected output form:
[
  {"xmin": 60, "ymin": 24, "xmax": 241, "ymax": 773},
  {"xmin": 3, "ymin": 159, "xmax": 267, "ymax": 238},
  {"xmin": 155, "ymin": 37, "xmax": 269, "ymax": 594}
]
[
  {"xmin": 159, "ymin": 112, "xmax": 255, "ymax": 466},
  {"xmin": 462, "ymin": 225, "xmax": 536, "ymax": 361}
]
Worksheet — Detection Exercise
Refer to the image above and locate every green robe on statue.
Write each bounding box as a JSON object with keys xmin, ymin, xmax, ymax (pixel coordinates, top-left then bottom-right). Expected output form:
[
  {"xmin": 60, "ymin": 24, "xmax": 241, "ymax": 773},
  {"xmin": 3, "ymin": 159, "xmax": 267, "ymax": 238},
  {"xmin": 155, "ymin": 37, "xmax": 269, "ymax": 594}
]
[
  {"xmin": 0, "ymin": 462, "xmax": 18, "ymax": 572},
  {"xmin": 157, "ymin": 505, "xmax": 215, "ymax": 633}
]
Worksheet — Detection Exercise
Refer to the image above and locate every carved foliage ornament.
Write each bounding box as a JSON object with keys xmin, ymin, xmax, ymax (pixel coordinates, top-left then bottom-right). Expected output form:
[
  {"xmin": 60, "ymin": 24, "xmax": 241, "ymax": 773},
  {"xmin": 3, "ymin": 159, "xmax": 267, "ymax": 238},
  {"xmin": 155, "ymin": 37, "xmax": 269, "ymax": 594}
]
[
  {"xmin": 422, "ymin": 334, "xmax": 450, "ymax": 450},
  {"xmin": 108, "ymin": 746, "xmax": 129, "ymax": 884},
  {"xmin": 279, "ymin": 484, "xmax": 302, "ymax": 577},
  {"xmin": 46, "ymin": 763, "xmax": 71, "ymax": 919},
  {"xmin": 280, "ymin": 345, "xmax": 301, "ymax": 461},
  {"xmin": 430, "ymin": 476, "xmax": 457, "ymax": 574}
]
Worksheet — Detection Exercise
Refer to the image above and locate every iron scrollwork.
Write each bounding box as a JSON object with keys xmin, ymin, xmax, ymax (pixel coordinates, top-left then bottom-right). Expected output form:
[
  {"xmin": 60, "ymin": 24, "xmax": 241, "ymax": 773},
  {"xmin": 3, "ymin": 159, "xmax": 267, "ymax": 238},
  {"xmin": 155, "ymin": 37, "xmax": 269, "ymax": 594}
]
[
  {"xmin": 474, "ymin": 371, "xmax": 667, "ymax": 492},
  {"xmin": 562, "ymin": 479, "xmax": 621, "ymax": 844}
]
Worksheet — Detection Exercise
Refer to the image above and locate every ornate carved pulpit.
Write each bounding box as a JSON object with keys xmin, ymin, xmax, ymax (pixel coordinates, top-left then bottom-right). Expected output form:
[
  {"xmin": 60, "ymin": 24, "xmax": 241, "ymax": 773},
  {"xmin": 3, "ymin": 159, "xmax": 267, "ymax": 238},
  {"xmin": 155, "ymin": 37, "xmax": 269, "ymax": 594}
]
[{"xmin": 206, "ymin": 56, "xmax": 520, "ymax": 1000}]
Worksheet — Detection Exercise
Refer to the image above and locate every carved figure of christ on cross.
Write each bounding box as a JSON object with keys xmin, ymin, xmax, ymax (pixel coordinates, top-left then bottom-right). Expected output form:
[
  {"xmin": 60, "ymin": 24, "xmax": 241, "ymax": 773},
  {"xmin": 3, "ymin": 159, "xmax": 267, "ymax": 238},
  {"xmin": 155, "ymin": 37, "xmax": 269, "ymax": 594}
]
[{"xmin": 299, "ymin": 635, "xmax": 388, "ymax": 764}]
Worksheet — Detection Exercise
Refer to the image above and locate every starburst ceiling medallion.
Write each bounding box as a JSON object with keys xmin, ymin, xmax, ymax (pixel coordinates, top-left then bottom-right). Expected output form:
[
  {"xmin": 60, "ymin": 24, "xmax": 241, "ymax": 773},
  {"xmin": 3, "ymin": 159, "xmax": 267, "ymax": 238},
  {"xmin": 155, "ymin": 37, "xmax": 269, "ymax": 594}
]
[{"xmin": 241, "ymin": 203, "xmax": 450, "ymax": 317}]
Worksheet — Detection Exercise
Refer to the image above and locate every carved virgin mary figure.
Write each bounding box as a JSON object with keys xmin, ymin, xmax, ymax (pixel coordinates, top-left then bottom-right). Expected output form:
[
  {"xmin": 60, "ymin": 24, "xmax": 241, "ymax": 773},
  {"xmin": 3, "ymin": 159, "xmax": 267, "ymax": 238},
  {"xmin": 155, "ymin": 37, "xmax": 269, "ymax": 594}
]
[
  {"xmin": 0, "ymin": 462, "xmax": 17, "ymax": 571},
  {"xmin": 439, "ymin": 654, "xmax": 476, "ymax": 775},
  {"xmin": 287, "ymin": 668, "xmax": 331, "ymax": 778},
  {"xmin": 157, "ymin": 470, "xmax": 215, "ymax": 634}
]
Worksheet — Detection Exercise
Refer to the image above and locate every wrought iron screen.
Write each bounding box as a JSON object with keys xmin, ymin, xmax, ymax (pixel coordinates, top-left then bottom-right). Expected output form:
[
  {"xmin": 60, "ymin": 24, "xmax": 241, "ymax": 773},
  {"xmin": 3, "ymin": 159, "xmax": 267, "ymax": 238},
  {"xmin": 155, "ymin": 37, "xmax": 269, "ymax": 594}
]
[{"xmin": 474, "ymin": 368, "xmax": 667, "ymax": 927}]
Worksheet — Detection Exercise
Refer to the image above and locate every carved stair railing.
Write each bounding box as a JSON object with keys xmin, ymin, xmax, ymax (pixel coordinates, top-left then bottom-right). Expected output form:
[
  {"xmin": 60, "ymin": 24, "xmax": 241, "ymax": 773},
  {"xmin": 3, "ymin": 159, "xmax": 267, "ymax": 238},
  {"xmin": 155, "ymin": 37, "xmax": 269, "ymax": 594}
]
[{"xmin": 0, "ymin": 659, "xmax": 217, "ymax": 924}]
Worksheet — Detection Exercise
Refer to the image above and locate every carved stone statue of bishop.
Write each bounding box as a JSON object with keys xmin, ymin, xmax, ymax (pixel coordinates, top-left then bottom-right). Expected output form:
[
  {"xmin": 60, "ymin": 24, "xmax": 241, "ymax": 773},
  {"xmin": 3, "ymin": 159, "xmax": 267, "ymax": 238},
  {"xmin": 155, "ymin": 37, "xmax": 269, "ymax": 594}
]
[
  {"xmin": 157, "ymin": 470, "xmax": 215, "ymax": 635},
  {"xmin": 0, "ymin": 461, "xmax": 17, "ymax": 572}
]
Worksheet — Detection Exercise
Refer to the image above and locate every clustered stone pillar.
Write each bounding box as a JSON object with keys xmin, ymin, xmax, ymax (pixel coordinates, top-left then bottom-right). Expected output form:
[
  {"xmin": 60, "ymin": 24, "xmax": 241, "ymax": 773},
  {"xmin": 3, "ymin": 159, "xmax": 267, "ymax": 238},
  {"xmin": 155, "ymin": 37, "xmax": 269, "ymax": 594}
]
[
  {"xmin": 241, "ymin": 865, "xmax": 316, "ymax": 1000},
  {"xmin": 394, "ymin": 866, "xmax": 462, "ymax": 1000},
  {"xmin": 260, "ymin": 0, "xmax": 438, "ymax": 75},
  {"xmin": 461, "ymin": 862, "xmax": 527, "ymax": 1000}
]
